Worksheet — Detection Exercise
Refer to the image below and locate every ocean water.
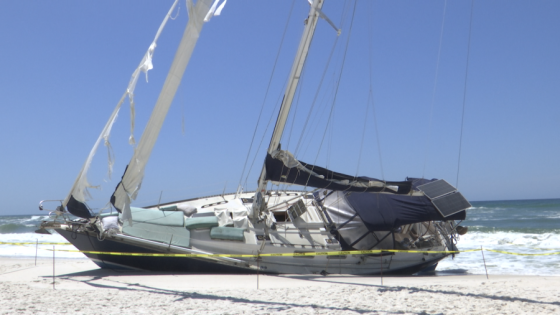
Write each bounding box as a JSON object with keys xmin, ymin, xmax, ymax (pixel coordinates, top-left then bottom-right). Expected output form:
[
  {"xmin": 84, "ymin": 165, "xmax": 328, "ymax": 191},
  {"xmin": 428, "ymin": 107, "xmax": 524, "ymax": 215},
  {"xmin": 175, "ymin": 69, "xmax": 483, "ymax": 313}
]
[
  {"xmin": 1, "ymin": 199, "xmax": 559, "ymax": 275},
  {"xmin": 437, "ymin": 198, "xmax": 560, "ymax": 276},
  {"xmin": 0, "ymin": 215, "xmax": 85, "ymax": 259}
]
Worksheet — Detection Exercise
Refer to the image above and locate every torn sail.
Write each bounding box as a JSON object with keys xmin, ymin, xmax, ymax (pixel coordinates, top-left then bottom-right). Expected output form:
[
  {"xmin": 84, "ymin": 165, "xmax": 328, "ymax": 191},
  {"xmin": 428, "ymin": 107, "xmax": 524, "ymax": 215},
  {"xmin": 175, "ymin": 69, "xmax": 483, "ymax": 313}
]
[{"xmin": 111, "ymin": 0, "xmax": 214, "ymax": 225}]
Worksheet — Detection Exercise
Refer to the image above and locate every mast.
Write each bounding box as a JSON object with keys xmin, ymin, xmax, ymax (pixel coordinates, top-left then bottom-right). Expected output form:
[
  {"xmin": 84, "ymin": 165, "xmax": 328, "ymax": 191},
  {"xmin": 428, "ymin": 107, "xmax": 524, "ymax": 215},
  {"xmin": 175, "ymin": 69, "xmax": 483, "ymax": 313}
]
[{"xmin": 254, "ymin": 0, "xmax": 325, "ymax": 209}]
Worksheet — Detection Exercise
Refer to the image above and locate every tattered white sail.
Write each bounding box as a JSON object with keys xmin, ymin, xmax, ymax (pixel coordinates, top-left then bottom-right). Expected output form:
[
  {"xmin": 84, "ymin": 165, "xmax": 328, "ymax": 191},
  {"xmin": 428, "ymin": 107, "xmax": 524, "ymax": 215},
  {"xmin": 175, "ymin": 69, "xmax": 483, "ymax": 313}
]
[
  {"xmin": 64, "ymin": 0, "xmax": 220, "ymax": 220},
  {"xmin": 112, "ymin": 0, "xmax": 216, "ymax": 225},
  {"xmin": 63, "ymin": 1, "xmax": 182, "ymax": 216}
]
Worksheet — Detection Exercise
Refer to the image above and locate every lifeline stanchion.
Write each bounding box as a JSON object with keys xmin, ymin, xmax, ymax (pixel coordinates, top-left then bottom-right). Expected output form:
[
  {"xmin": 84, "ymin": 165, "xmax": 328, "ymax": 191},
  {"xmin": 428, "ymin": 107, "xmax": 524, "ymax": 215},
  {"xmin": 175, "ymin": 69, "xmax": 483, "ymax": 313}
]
[{"xmin": 481, "ymin": 245, "xmax": 488, "ymax": 280}]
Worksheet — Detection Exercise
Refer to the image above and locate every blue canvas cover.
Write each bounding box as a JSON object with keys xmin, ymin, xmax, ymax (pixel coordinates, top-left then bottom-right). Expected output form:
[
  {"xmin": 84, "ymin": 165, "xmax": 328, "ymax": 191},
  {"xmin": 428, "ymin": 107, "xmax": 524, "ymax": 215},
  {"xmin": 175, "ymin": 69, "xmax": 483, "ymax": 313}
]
[
  {"xmin": 344, "ymin": 192, "xmax": 466, "ymax": 231},
  {"xmin": 316, "ymin": 177, "xmax": 467, "ymax": 232}
]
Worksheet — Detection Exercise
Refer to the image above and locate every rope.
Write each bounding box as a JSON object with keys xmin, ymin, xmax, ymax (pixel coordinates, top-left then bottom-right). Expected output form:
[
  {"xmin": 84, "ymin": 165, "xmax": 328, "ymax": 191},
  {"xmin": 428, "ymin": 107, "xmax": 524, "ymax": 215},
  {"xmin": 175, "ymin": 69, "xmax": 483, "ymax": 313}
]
[{"xmin": 456, "ymin": 0, "xmax": 475, "ymax": 188}]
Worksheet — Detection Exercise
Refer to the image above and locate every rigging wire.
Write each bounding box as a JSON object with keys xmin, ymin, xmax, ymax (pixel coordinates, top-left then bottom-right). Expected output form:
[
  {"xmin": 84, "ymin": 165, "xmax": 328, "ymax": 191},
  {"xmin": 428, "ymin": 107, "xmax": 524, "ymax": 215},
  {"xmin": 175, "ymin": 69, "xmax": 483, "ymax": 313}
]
[
  {"xmin": 285, "ymin": 71, "xmax": 306, "ymax": 152},
  {"xmin": 306, "ymin": 0, "xmax": 358, "ymax": 188},
  {"xmin": 422, "ymin": 0, "xmax": 448, "ymax": 179},
  {"xmin": 293, "ymin": 0, "xmax": 354, "ymax": 159},
  {"xmin": 355, "ymin": 96, "xmax": 370, "ymax": 176},
  {"xmin": 243, "ymin": 79, "xmax": 288, "ymax": 190},
  {"xmin": 237, "ymin": 0, "xmax": 297, "ymax": 191},
  {"xmin": 296, "ymin": 68, "xmax": 337, "ymax": 160},
  {"xmin": 456, "ymin": 0, "xmax": 475, "ymax": 188},
  {"xmin": 356, "ymin": 0, "xmax": 382, "ymax": 179},
  {"xmin": 369, "ymin": 88, "xmax": 384, "ymax": 180},
  {"xmin": 293, "ymin": 41, "xmax": 340, "ymax": 157},
  {"xmin": 274, "ymin": 2, "xmax": 347, "ymax": 193}
]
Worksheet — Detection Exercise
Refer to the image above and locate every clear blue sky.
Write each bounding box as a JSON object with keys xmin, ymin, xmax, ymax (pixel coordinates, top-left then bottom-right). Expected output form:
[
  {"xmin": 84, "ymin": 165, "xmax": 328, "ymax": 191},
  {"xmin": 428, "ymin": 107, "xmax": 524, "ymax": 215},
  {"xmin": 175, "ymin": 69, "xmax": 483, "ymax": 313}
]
[{"xmin": 1, "ymin": 0, "xmax": 558, "ymax": 216}]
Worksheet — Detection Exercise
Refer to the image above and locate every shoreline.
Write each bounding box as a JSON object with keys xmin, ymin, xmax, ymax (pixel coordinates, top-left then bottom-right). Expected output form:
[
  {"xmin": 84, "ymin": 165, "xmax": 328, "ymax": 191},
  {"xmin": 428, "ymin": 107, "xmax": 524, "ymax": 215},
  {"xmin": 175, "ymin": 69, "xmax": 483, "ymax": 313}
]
[{"xmin": 1, "ymin": 258, "xmax": 559, "ymax": 314}]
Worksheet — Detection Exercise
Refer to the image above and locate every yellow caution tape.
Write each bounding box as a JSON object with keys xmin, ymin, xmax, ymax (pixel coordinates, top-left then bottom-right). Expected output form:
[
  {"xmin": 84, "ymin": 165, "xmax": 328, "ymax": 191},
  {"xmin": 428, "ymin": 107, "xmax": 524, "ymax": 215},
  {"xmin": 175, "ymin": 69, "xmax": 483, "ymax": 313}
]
[
  {"xmin": 3, "ymin": 241, "xmax": 558, "ymax": 257},
  {"xmin": 46, "ymin": 247, "xmax": 560, "ymax": 257},
  {"xmin": 0, "ymin": 241, "xmax": 72, "ymax": 246},
  {"xmin": 484, "ymin": 249, "xmax": 560, "ymax": 256},
  {"xmin": 48, "ymin": 248, "xmax": 463, "ymax": 258}
]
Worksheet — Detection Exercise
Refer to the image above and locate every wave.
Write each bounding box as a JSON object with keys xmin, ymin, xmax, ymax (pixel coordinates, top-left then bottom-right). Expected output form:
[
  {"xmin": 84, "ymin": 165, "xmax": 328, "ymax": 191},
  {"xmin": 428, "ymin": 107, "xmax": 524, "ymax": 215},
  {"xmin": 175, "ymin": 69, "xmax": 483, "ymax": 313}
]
[
  {"xmin": 0, "ymin": 232, "xmax": 86, "ymax": 259},
  {"xmin": 27, "ymin": 215, "xmax": 49, "ymax": 221},
  {"xmin": 439, "ymin": 230, "xmax": 560, "ymax": 276},
  {"xmin": 0, "ymin": 215, "xmax": 52, "ymax": 234},
  {"xmin": 0, "ymin": 223, "xmax": 39, "ymax": 234}
]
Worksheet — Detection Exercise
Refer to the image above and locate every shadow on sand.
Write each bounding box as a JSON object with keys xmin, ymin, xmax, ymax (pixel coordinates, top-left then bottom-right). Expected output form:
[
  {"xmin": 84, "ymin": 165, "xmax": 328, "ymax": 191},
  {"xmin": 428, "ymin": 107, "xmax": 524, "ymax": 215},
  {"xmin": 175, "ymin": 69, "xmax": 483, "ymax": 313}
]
[{"xmin": 41, "ymin": 267, "xmax": 559, "ymax": 314}]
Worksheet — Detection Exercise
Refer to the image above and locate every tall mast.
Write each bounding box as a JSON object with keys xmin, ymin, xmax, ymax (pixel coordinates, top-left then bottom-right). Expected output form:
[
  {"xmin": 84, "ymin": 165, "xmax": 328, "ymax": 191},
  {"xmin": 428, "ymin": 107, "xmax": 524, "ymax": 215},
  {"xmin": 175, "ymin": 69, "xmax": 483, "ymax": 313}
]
[{"xmin": 255, "ymin": 0, "xmax": 325, "ymax": 197}]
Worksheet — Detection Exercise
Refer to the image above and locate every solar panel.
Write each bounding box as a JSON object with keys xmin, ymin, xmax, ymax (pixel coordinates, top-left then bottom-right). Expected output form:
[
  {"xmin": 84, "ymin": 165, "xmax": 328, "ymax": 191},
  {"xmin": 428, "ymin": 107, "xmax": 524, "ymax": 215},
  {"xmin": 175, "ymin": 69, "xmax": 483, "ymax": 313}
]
[
  {"xmin": 432, "ymin": 192, "xmax": 472, "ymax": 217},
  {"xmin": 417, "ymin": 179, "xmax": 456, "ymax": 199},
  {"xmin": 287, "ymin": 199, "xmax": 307, "ymax": 222}
]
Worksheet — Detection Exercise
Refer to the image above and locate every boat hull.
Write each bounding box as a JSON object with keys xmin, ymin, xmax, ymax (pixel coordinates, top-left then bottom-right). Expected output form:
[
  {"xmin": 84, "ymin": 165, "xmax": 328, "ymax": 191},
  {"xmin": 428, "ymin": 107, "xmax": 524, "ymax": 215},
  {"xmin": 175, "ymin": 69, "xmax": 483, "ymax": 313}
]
[
  {"xmin": 56, "ymin": 229, "xmax": 253, "ymax": 273},
  {"xmin": 56, "ymin": 228, "xmax": 446, "ymax": 275}
]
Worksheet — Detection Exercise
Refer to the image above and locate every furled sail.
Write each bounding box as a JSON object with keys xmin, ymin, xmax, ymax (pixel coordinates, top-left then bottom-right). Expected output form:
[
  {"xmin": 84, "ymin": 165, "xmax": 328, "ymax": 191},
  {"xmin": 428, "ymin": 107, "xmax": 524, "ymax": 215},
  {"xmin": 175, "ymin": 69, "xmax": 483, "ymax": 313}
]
[
  {"xmin": 112, "ymin": 0, "xmax": 216, "ymax": 225},
  {"xmin": 264, "ymin": 150, "xmax": 412, "ymax": 194},
  {"xmin": 65, "ymin": 0, "xmax": 217, "ymax": 219}
]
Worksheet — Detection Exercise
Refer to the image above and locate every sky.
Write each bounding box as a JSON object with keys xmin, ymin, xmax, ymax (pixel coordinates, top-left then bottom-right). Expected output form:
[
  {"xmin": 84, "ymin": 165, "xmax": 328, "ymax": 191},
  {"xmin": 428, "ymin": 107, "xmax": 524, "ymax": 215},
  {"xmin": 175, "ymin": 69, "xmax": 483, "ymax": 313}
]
[{"xmin": 0, "ymin": 0, "xmax": 558, "ymax": 216}]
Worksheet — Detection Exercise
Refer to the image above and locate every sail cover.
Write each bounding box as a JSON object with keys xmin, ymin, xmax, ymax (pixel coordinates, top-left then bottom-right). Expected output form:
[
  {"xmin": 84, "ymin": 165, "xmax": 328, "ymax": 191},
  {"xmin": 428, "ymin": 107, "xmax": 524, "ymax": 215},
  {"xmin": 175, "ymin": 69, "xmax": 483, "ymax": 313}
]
[
  {"xmin": 316, "ymin": 186, "xmax": 467, "ymax": 233},
  {"xmin": 264, "ymin": 150, "xmax": 412, "ymax": 194}
]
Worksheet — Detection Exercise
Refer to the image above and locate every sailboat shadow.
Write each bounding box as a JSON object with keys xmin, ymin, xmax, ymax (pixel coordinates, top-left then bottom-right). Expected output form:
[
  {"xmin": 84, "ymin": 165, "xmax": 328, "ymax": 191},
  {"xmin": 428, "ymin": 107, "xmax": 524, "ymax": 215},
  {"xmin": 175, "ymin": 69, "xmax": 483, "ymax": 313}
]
[
  {"xmin": 43, "ymin": 270, "xmax": 382, "ymax": 314},
  {"xmin": 43, "ymin": 268, "xmax": 560, "ymax": 312},
  {"xmin": 273, "ymin": 274, "xmax": 560, "ymax": 308}
]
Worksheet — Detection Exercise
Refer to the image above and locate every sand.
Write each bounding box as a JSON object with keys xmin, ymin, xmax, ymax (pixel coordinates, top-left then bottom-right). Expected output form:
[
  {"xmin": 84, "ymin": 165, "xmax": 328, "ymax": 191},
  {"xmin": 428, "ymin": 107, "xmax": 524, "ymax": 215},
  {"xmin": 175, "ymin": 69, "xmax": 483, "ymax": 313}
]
[{"xmin": 0, "ymin": 258, "xmax": 558, "ymax": 314}]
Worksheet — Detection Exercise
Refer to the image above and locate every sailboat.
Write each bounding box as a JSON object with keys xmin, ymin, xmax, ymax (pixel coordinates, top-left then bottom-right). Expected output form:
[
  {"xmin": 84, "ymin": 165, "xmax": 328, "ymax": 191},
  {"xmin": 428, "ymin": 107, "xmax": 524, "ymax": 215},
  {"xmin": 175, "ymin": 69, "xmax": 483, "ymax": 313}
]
[{"xmin": 38, "ymin": 0, "xmax": 471, "ymax": 275}]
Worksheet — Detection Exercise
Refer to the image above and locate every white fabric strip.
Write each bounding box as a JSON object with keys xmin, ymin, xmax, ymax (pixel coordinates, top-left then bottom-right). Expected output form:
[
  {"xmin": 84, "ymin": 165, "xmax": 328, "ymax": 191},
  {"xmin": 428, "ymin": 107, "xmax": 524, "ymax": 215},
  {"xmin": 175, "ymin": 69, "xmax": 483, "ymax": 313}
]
[
  {"xmin": 204, "ymin": 0, "xmax": 227, "ymax": 22},
  {"xmin": 127, "ymin": 0, "xmax": 181, "ymax": 145}
]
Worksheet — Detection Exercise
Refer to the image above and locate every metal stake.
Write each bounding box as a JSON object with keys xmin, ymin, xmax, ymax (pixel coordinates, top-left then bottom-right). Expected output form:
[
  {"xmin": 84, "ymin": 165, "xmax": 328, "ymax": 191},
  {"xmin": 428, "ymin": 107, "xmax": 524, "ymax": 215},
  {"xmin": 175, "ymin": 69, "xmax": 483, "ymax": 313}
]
[
  {"xmin": 53, "ymin": 245, "xmax": 55, "ymax": 290},
  {"xmin": 481, "ymin": 246, "xmax": 489, "ymax": 279},
  {"xmin": 380, "ymin": 254, "xmax": 383, "ymax": 286}
]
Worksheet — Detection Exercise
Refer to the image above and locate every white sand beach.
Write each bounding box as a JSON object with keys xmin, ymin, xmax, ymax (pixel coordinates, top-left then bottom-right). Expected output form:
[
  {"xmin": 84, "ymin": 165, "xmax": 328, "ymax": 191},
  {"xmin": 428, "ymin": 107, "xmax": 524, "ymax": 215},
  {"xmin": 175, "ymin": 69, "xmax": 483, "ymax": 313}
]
[{"xmin": 1, "ymin": 258, "xmax": 558, "ymax": 314}]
